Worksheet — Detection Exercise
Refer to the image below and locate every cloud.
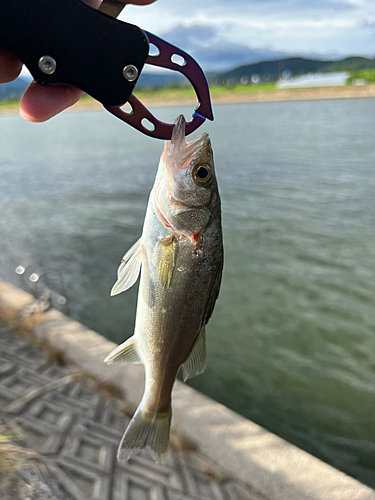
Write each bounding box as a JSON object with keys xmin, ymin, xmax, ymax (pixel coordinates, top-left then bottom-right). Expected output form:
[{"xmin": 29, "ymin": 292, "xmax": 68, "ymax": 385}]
[
  {"xmin": 159, "ymin": 24, "xmax": 288, "ymax": 71},
  {"xmin": 122, "ymin": 0, "xmax": 375, "ymax": 61},
  {"xmin": 154, "ymin": 0, "xmax": 357, "ymax": 17},
  {"xmin": 362, "ymin": 20, "xmax": 375, "ymax": 33},
  {"xmin": 191, "ymin": 43, "xmax": 288, "ymax": 72},
  {"xmin": 160, "ymin": 24, "xmax": 217, "ymax": 51}
]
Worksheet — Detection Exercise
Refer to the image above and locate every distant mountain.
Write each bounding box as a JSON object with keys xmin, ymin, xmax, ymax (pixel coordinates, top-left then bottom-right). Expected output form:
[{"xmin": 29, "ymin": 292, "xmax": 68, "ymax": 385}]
[
  {"xmin": 137, "ymin": 56, "xmax": 375, "ymax": 90},
  {"xmin": 0, "ymin": 77, "xmax": 29, "ymax": 101},
  {"xmin": 136, "ymin": 71, "xmax": 185, "ymax": 89},
  {"xmin": 1, "ymin": 56, "xmax": 374, "ymax": 102},
  {"xmin": 322, "ymin": 57, "xmax": 375, "ymax": 73},
  {"xmin": 216, "ymin": 57, "xmax": 375, "ymax": 85}
]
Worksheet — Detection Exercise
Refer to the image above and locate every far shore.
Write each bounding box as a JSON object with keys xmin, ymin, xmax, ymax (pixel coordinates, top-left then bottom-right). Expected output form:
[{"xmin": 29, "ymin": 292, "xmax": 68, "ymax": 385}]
[{"xmin": 1, "ymin": 84, "xmax": 374, "ymax": 117}]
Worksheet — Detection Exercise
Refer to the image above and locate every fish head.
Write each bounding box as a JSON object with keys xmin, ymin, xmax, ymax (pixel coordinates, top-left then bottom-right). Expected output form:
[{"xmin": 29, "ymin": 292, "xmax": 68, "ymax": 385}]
[{"xmin": 155, "ymin": 115, "xmax": 219, "ymax": 235}]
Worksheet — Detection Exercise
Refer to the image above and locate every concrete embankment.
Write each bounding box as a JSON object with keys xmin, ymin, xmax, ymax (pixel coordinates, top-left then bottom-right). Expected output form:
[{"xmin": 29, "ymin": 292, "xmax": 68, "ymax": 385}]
[{"xmin": 0, "ymin": 277, "xmax": 374, "ymax": 500}]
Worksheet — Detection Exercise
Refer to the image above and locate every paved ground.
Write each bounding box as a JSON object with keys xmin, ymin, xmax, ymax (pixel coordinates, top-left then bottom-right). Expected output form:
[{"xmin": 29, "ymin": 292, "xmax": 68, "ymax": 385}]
[{"xmin": 0, "ymin": 322, "xmax": 263, "ymax": 500}]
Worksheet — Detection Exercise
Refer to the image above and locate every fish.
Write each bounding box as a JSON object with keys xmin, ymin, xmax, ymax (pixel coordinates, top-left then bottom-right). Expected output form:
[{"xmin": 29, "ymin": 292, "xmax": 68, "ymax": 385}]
[{"xmin": 104, "ymin": 114, "xmax": 223, "ymax": 462}]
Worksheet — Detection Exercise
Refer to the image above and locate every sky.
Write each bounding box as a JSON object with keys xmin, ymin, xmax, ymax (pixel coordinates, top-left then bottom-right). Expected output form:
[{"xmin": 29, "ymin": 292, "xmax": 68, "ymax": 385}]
[
  {"xmin": 17, "ymin": 0, "xmax": 375, "ymax": 79},
  {"xmin": 121, "ymin": 0, "xmax": 375, "ymax": 71}
]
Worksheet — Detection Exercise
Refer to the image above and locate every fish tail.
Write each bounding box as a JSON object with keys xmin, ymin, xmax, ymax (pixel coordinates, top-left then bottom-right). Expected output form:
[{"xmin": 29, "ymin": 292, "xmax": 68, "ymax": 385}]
[{"xmin": 117, "ymin": 403, "xmax": 171, "ymax": 463}]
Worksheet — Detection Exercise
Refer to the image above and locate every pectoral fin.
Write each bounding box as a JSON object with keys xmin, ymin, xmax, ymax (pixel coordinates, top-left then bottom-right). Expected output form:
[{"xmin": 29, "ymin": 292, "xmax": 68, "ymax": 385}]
[
  {"xmin": 182, "ymin": 327, "xmax": 206, "ymax": 382},
  {"xmin": 111, "ymin": 238, "xmax": 143, "ymax": 296},
  {"xmin": 104, "ymin": 336, "xmax": 141, "ymax": 364}
]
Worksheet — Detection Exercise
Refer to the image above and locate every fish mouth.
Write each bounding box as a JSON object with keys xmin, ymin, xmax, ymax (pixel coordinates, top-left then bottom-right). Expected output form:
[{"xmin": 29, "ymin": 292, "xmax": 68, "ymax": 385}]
[
  {"xmin": 155, "ymin": 115, "xmax": 212, "ymax": 218},
  {"xmin": 166, "ymin": 115, "xmax": 211, "ymax": 171}
]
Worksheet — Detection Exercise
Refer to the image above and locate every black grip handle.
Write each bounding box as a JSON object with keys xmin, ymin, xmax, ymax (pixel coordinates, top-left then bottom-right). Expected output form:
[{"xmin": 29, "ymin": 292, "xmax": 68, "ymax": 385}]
[{"xmin": 0, "ymin": 0, "xmax": 149, "ymax": 107}]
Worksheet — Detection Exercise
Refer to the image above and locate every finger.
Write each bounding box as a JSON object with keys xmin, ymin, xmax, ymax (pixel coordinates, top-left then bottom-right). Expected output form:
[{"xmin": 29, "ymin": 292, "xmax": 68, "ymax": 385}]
[
  {"xmin": 0, "ymin": 48, "xmax": 23, "ymax": 83},
  {"xmin": 20, "ymin": 82, "xmax": 84, "ymax": 123}
]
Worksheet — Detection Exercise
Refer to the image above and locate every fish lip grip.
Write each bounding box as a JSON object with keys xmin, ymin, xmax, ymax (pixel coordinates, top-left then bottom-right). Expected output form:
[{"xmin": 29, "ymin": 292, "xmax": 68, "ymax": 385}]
[
  {"xmin": 105, "ymin": 31, "xmax": 214, "ymax": 139},
  {"xmin": 0, "ymin": 0, "xmax": 213, "ymax": 139},
  {"xmin": 0, "ymin": 0, "xmax": 149, "ymax": 108}
]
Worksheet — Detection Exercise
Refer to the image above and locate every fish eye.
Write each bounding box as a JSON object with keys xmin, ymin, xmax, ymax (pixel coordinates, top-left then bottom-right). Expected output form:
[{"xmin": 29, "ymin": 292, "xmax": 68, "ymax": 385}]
[{"xmin": 193, "ymin": 164, "xmax": 212, "ymax": 185}]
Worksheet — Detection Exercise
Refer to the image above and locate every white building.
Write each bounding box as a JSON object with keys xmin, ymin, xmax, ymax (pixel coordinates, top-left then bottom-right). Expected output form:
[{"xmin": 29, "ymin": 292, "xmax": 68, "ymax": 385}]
[{"xmin": 275, "ymin": 72, "xmax": 350, "ymax": 89}]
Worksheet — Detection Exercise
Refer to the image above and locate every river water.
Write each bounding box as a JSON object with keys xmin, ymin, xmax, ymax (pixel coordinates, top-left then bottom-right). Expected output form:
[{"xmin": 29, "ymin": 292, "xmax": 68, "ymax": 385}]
[{"xmin": 0, "ymin": 99, "xmax": 374, "ymax": 487}]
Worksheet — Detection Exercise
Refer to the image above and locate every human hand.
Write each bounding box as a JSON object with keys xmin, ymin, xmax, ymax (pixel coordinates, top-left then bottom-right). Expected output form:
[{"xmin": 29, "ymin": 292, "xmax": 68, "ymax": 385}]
[{"xmin": 0, "ymin": 0, "xmax": 157, "ymax": 122}]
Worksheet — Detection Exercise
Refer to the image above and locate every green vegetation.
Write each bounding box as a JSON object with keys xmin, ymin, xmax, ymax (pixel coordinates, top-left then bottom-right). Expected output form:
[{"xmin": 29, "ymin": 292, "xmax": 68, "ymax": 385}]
[
  {"xmin": 135, "ymin": 85, "xmax": 196, "ymax": 100},
  {"xmin": 347, "ymin": 69, "xmax": 375, "ymax": 84},
  {"xmin": 0, "ymin": 98, "xmax": 19, "ymax": 109},
  {"xmin": 210, "ymin": 82, "xmax": 276, "ymax": 94},
  {"xmin": 135, "ymin": 82, "xmax": 276, "ymax": 100},
  {"xmin": 0, "ymin": 431, "xmax": 23, "ymax": 474}
]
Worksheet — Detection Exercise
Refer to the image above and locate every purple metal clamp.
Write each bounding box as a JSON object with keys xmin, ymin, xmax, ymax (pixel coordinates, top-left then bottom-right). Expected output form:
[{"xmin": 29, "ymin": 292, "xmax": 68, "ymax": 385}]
[{"xmin": 105, "ymin": 32, "xmax": 214, "ymax": 140}]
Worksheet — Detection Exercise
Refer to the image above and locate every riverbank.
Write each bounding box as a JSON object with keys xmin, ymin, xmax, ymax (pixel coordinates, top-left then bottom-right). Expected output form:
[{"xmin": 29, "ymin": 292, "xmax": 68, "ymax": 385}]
[
  {"xmin": 1, "ymin": 83, "xmax": 374, "ymax": 116},
  {"xmin": 0, "ymin": 278, "xmax": 374, "ymax": 500}
]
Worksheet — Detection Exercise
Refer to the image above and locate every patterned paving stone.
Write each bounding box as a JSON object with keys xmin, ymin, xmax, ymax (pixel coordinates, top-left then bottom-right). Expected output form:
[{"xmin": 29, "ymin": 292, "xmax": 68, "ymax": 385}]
[
  {"xmin": 3, "ymin": 465, "xmax": 71, "ymax": 500},
  {"xmin": 75, "ymin": 417, "xmax": 124, "ymax": 446},
  {"xmin": 0, "ymin": 354, "xmax": 16, "ymax": 376},
  {"xmin": 16, "ymin": 399, "xmax": 75, "ymax": 454},
  {"xmin": 0, "ymin": 337, "xmax": 17, "ymax": 352},
  {"xmin": 117, "ymin": 453, "xmax": 185, "ymax": 491},
  {"xmin": 14, "ymin": 343, "xmax": 46, "ymax": 363},
  {"xmin": 0, "ymin": 324, "xmax": 14, "ymax": 337},
  {"xmin": 65, "ymin": 381, "xmax": 101, "ymax": 407},
  {"xmin": 60, "ymin": 432, "xmax": 115, "ymax": 474},
  {"xmin": 0, "ymin": 367, "xmax": 49, "ymax": 397},
  {"xmin": 95, "ymin": 400, "xmax": 127, "ymax": 432},
  {"xmin": 44, "ymin": 386, "xmax": 102, "ymax": 419},
  {"xmin": 167, "ymin": 493, "xmax": 204, "ymax": 500},
  {"xmin": 16, "ymin": 417, "xmax": 68, "ymax": 455},
  {"xmin": 113, "ymin": 472, "xmax": 166, "ymax": 500},
  {"xmin": 1, "ymin": 352, "xmax": 48, "ymax": 373},
  {"xmin": 0, "ymin": 386, "xmax": 16, "ymax": 412},
  {"xmin": 0, "ymin": 321, "xmax": 261, "ymax": 500},
  {"xmin": 52, "ymin": 460, "xmax": 111, "ymax": 500},
  {"xmin": 36, "ymin": 362, "xmax": 66, "ymax": 380}
]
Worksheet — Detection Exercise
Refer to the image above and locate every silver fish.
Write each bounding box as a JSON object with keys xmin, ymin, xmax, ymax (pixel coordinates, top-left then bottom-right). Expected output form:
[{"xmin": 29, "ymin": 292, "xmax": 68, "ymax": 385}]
[{"xmin": 105, "ymin": 115, "xmax": 223, "ymax": 461}]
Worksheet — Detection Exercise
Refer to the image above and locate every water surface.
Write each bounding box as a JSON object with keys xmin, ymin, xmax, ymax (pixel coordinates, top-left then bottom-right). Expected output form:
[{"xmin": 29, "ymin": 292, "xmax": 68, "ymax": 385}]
[{"xmin": 0, "ymin": 99, "xmax": 374, "ymax": 486}]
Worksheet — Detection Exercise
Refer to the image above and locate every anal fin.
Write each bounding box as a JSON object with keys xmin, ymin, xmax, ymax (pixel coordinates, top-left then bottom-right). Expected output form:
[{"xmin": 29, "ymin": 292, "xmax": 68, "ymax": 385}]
[
  {"xmin": 182, "ymin": 327, "xmax": 206, "ymax": 382},
  {"xmin": 104, "ymin": 336, "xmax": 141, "ymax": 364}
]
